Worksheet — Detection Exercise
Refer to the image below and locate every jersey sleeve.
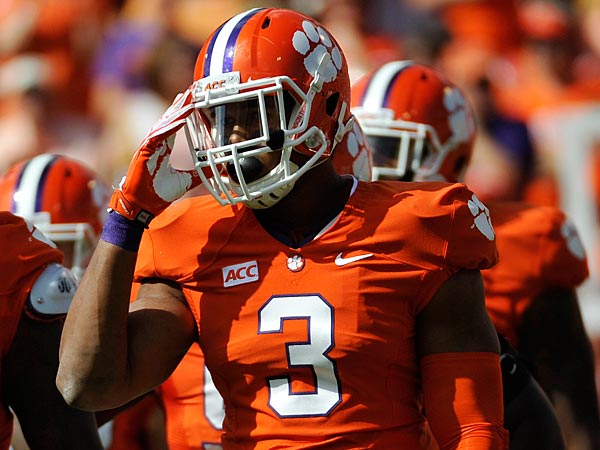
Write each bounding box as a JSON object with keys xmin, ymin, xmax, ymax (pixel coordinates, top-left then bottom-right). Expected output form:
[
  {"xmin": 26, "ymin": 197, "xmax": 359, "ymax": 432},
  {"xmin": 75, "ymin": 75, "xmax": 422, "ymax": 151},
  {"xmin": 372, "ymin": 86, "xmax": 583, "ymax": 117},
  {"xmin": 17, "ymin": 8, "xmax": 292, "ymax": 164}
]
[
  {"xmin": 133, "ymin": 201, "xmax": 203, "ymax": 283},
  {"xmin": 0, "ymin": 212, "xmax": 64, "ymax": 359},
  {"xmin": 376, "ymin": 181, "xmax": 498, "ymax": 273},
  {"xmin": 133, "ymin": 196, "xmax": 237, "ymax": 285},
  {"xmin": 438, "ymin": 184, "xmax": 498, "ymax": 272},
  {"xmin": 368, "ymin": 182, "xmax": 498, "ymax": 315},
  {"xmin": 0, "ymin": 212, "xmax": 64, "ymax": 288},
  {"xmin": 134, "ymin": 230, "xmax": 160, "ymax": 283},
  {"xmin": 539, "ymin": 210, "xmax": 589, "ymax": 287}
]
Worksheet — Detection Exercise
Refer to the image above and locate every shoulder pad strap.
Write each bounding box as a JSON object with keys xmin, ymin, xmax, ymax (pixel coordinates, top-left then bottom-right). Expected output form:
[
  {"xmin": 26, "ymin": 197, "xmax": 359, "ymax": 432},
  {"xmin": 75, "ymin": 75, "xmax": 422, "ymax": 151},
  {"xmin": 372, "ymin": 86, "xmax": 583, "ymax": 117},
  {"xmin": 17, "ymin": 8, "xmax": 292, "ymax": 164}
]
[{"xmin": 28, "ymin": 263, "xmax": 78, "ymax": 316}]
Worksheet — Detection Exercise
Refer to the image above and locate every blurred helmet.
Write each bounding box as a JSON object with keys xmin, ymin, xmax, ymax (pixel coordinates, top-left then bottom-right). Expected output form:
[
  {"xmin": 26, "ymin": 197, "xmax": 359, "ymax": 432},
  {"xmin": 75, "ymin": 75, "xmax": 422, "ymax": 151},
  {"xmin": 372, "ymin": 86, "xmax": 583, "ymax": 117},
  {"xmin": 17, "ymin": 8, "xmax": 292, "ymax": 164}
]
[
  {"xmin": 351, "ymin": 61, "xmax": 475, "ymax": 182},
  {"xmin": 185, "ymin": 7, "xmax": 353, "ymax": 208},
  {"xmin": 0, "ymin": 154, "xmax": 109, "ymax": 280}
]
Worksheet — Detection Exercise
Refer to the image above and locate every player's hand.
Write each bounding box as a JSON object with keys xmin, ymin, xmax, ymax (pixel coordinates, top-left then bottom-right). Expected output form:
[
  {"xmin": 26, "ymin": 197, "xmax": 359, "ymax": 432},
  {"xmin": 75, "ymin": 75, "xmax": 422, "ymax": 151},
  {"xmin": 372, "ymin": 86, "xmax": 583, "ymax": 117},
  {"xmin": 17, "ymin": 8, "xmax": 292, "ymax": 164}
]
[{"xmin": 108, "ymin": 88, "xmax": 202, "ymax": 225}]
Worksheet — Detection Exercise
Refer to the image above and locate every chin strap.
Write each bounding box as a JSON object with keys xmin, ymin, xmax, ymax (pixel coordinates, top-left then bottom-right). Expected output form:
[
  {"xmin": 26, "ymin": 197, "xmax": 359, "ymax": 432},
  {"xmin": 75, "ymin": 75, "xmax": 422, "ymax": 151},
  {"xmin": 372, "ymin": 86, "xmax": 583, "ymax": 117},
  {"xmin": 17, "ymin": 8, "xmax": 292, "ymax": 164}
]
[
  {"xmin": 311, "ymin": 52, "xmax": 331, "ymax": 94},
  {"xmin": 333, "ymin": 102, "xmax": 354, "ymax": 147}
]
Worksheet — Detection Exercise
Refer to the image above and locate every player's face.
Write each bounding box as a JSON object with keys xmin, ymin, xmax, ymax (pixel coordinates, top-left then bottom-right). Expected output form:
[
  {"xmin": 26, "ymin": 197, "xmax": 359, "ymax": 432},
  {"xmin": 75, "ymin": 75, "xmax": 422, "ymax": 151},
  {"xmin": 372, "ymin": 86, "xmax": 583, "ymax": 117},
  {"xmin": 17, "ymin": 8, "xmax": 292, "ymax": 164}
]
[
  {"xmin": 203, "ymin": 96, "xmax": 283, "ymax": 147},
  {"xmin": 202, "ymin": 96, "xmax": 286, "ymax": 183},
  {"xmin": 368, "ymin": 134, "xmax": 413, "ymax": 181}
]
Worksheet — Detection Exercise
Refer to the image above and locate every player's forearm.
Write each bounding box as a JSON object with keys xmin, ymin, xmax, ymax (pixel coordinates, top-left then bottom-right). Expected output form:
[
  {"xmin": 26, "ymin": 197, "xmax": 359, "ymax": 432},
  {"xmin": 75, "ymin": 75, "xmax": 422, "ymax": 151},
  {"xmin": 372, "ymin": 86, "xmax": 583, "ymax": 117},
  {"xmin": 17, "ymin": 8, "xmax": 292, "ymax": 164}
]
[
  {"xmin": 520, "ymin": 288, "xmax": 600, "ymax": 447},
  {"xmin": 57, "ymin": 239, "xmax": 137, "ymax": 410},
  {"xmin": 552, "ymin": 394, "xmax": 600, "ymax": 450},
  {"xmin": 546, "ymin": 352, "xmax": 600, "ymax": 450},
  {"xmin": 422, "ymin": 352, "xmax": 508, "ymax": 449}
]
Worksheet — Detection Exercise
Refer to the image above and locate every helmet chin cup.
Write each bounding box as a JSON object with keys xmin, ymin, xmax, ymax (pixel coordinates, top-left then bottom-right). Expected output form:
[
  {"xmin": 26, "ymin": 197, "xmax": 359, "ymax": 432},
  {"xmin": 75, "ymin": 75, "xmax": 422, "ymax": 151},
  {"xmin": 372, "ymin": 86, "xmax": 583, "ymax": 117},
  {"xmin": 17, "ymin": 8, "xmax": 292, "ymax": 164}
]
[{"xmin": 235, "ymin": 159, "xmax": 301, "ymax": 209}]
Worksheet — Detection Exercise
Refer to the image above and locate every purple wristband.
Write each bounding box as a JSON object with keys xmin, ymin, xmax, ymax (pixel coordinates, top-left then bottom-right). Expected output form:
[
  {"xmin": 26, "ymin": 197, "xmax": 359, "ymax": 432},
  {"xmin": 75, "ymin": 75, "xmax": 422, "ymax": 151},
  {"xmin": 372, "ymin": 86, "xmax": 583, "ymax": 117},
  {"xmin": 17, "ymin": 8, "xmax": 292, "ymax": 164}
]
[{"xmin": 100, "ymin": 211, "xmax": 146, "ymax": 252}]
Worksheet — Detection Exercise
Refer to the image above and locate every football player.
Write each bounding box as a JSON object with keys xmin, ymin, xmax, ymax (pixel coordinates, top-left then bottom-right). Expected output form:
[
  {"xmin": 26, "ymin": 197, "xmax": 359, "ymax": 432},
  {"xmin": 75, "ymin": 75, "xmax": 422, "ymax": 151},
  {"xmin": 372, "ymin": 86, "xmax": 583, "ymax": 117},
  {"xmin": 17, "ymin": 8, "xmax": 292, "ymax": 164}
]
[
  {"xmin": 0, "ymin": 154, "xmax": 164, "ymax": 450},
  {"xmin": 351, "ymin": 60, "xmax": 600, "ymax": 450},
  {"xmin": 0, "ymin": 154, "xmax": 111, "ymax": 450},
  {"xmin": 152, "ymin": 119, "xmax": 372, "ymax": 450},
  {"xmin": 0, "ymin": 210, "xmax": 104, "ymax": 449},
  {"xmin": 57, "ymin": 8, "xmax": 507, "ymax": 449}
]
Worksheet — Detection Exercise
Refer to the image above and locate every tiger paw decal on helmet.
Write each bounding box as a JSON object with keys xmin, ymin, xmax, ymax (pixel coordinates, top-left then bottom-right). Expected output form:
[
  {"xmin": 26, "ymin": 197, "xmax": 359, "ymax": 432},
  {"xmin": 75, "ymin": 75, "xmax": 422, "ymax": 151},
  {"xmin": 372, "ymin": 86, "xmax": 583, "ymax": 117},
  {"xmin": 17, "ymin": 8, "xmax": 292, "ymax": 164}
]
[
  {"xmin": 292, "ymin": 20, "xmax": 343, "ymax": 82},
  {"xmin": 445, "ymin": 87, "xmax": 475, "ymax": 144},
  {"xmin": 333, "ymin": 121, "xmax": 372, "ymax": 181},
  {"xmin": 351, "ymin": 61, "xmax": 476, "ymax": 182}
]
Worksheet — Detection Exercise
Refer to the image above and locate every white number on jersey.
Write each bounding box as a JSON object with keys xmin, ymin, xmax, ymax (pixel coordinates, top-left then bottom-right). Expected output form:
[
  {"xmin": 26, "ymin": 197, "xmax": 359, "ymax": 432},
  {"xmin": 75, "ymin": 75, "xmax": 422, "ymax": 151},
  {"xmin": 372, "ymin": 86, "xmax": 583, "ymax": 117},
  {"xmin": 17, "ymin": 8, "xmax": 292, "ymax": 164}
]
[{"xmin": 258, "ymin": 294, "xmax": 342, "ymax": 417}]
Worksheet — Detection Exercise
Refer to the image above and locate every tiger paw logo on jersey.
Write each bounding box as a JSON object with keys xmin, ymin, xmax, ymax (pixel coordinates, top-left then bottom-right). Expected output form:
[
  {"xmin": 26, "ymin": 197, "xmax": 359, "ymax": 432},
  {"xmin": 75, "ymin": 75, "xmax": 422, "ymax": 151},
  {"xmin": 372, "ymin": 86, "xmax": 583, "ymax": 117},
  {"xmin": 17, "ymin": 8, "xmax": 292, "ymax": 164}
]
[
  {"xmin": 292, "ymin": 20, "xmax": 343, "ymax": 82},
  {"xmin": 468, "ymin": 194, "xmax": 495, "ymax": 240}
]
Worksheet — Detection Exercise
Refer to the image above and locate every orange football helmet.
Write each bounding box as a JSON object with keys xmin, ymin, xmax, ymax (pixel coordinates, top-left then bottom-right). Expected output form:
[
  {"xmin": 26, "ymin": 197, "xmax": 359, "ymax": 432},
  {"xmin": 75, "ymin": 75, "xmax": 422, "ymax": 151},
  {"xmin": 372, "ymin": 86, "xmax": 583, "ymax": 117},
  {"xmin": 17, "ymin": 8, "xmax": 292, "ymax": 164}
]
[
  {"xmin": 0, "ymin": 154, "xmax": 109, "ymax": 280},
  {"xmin": 351, "ymin": 61, "xmax": 475, "ymax": 182},
  {"xmin": 184, "ymin": 7, "xmax": 354, "ymax": 208}
]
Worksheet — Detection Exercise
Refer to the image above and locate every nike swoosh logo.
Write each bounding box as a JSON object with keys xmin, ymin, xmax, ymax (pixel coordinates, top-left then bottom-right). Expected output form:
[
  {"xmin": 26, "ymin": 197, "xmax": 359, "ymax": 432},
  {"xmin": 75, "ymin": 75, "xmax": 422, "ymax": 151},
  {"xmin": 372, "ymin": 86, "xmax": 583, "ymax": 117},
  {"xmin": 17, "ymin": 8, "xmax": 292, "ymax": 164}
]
[{"xmin": 334, "ymin": 252, "xmax": 374, "ymax": 266}]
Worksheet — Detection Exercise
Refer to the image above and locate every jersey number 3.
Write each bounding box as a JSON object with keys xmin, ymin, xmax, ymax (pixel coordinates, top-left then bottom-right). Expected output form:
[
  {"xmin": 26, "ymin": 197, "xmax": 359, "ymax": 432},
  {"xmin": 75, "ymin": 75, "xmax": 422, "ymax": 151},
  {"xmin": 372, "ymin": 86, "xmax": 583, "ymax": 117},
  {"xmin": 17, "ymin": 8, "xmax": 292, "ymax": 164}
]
[{"xmin": 258, "ymin": 294, "xmax": 342, "ymax": 417}]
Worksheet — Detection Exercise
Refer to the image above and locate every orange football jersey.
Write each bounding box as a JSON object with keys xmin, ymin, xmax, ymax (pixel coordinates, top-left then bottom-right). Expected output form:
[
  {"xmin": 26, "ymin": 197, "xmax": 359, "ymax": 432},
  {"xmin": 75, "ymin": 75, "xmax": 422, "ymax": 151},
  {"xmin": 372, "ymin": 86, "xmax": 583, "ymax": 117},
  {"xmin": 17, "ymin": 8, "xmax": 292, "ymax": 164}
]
[
  {"xmin": 0, "ymin": 212, "xmax": 63, "ymax": 449},
  {"xmin": 157, "ymin": 343, "xmax": 224, "ymax": 450},
  {"xmin": 135, "ymin": 180, "xmax": 498, "ymax": 449},
  {"xmin": 482, "ymin": 201, "xmax": 589, "ymax": 347}
]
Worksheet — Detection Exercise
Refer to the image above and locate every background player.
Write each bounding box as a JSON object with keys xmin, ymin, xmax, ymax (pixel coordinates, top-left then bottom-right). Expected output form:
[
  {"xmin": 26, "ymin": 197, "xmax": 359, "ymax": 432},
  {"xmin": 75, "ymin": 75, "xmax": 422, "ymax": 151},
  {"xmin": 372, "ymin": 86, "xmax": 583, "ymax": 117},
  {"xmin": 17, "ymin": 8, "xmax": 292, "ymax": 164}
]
[
  {"xmin": 352, "ymin": 60, "xmax": 600, "ymax": 450},
  {"xmin": 0, "ymin": 209, "xmax": 104, "ymax": 449},
  {"xmin": 0, "ymin": 154, "xmax": 166, "ymax": 450}
]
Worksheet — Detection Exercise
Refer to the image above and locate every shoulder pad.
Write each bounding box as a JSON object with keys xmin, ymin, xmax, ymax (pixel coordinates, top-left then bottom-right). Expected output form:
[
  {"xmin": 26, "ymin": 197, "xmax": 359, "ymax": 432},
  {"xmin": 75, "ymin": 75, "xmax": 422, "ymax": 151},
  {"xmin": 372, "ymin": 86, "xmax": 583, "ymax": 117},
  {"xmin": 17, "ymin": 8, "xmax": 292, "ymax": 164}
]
[{"xmin": 28, "ymin": 263, "xmax": 78, "ymax": 316}]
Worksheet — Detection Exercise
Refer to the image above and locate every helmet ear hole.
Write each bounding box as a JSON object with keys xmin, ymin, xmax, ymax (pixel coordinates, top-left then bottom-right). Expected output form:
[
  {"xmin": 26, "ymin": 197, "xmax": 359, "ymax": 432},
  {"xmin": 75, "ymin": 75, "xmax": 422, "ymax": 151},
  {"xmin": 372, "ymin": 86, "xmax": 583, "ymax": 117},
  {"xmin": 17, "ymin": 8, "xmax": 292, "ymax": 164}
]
[
  {"xmin": 326, "ymin": 92, "xmax": 339, "ymax": 117},
  {"xmin": 453, "ymin": 155, "xmax": 467, "ymax": 180}
]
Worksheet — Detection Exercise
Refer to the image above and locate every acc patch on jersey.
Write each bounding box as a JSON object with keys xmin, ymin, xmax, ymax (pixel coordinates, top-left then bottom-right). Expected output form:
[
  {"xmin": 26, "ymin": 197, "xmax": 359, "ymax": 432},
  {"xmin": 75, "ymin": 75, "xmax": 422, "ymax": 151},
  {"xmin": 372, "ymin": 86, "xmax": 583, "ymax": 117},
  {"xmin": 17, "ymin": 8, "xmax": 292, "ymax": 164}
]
[{"xmin": 27, "ymin": 262, "xmax": 78, "ymax": 316}]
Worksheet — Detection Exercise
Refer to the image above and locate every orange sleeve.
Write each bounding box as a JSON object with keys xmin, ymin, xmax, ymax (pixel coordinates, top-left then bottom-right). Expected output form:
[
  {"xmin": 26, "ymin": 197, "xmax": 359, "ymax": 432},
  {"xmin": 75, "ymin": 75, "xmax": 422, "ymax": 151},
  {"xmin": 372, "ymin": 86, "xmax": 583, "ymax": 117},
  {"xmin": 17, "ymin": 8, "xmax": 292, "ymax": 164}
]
[
  {"xmin": 421, "ymin": 352, "xmax": 508, "ymax": 450},
  {"xmin": 539, "ymin": 213, "xmax": 589, "ymax": 287}
]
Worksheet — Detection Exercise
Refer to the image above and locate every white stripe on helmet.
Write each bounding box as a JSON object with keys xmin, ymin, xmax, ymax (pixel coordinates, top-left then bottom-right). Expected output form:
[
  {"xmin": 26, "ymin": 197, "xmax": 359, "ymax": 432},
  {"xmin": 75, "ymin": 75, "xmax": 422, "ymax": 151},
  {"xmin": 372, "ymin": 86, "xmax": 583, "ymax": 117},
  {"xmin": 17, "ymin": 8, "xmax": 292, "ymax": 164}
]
[{"xmin": 361, "ymin": 60, "xmax": 414, "ymax": 111}]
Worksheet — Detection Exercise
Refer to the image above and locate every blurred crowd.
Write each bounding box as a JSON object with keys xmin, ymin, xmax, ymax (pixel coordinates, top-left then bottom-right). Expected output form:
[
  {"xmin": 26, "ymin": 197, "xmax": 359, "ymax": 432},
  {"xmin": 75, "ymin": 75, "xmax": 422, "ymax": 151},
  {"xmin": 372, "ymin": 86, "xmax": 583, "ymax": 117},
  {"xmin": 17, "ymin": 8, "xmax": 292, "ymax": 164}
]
[{"xmin": 2, "ymin": 0, "xmax": 600, "ymax": 419}]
